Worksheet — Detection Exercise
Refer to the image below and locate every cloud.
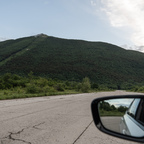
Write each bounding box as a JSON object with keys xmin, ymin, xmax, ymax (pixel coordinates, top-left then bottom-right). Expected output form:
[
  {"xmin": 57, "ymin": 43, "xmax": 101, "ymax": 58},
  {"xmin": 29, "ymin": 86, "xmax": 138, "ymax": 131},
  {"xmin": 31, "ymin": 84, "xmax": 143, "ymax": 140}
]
[
  {"xmin": 0, "ymin": 37, "xmax": 8, "ymax": 41},
  {"xmin": 121, "ymin": 44, "xmax": 144, "ymax": 52},
  {"xmin": 91, "ymin": 0, "xmax": 96, "ymax": 6},
  {"xmin": 100, "ymin": 0, "xmax": 144, "ymax": 48}
]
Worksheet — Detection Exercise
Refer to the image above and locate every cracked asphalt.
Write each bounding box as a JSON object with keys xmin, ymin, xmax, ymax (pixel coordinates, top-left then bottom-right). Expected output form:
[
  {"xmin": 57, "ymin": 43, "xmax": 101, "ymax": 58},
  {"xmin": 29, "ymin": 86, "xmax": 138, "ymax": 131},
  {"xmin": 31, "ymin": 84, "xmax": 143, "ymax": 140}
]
[{"xmin": 0, "ymin": 91, "xmax": 141, "ymax": 144}]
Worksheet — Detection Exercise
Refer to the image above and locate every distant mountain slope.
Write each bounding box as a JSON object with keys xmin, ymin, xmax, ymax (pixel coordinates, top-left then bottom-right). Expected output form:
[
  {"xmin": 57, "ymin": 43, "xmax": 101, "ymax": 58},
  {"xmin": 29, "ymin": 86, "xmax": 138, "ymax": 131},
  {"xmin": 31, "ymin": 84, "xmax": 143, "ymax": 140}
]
[{"xmin": 0, "ymin": 34, "xmax": 144, "ymax": 85}]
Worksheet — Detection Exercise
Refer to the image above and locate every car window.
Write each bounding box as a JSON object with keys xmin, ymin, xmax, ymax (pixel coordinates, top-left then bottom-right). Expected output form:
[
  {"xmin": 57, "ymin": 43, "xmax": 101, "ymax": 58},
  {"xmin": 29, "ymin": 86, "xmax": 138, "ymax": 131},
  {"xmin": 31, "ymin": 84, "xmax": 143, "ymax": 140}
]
[
  {"xmin": 138, "ymin": 99, "xmax": 144, "ymax": 124},
  {"xmin": 127, "ymin": 99, "xmax": 141, "ymax": 118}
]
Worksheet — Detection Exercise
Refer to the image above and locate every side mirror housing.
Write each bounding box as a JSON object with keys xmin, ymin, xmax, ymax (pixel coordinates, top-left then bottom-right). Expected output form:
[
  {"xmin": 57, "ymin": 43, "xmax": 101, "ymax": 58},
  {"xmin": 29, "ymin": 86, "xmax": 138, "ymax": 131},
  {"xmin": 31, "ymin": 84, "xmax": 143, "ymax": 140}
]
[{"xmin": 91, "ymin": 95, "xmax": 144, "ymax": 143}]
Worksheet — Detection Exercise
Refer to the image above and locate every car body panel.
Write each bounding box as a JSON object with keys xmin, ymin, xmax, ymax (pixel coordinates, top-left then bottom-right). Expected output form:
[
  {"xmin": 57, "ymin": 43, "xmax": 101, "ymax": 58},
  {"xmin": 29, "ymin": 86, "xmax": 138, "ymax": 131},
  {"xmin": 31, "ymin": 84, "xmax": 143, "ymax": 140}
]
[
  {"xmin": 120, "ymin": 114, "xmax": 144, "ymax": 137},
  {"xmin": 91, "ymin": 95, "xmax": 144, "ymax": 143}
]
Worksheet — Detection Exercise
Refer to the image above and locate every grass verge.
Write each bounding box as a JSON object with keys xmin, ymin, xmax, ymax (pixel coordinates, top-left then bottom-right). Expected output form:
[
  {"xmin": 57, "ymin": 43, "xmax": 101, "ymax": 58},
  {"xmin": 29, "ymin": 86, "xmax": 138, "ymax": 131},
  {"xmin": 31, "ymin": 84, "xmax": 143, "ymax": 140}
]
[
  {"xmin": 0, "ymin": 89, "xmax": 80, "ymax": 100},
  {"xmin": 99, "ymin": 109, "xmax": 125, "ymax": 117}
]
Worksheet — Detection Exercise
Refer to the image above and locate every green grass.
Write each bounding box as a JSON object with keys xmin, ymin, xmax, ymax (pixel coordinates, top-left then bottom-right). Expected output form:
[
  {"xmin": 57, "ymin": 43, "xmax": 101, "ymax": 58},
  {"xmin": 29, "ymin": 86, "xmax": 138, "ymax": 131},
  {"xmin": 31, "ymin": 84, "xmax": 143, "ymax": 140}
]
[
  {"xmin": 0, "ymin": 89, "xmax": 81, "ymax": 100},
  {"xmin": 99, "ymin": 109, "xmax": 125, "ymax": 117}
]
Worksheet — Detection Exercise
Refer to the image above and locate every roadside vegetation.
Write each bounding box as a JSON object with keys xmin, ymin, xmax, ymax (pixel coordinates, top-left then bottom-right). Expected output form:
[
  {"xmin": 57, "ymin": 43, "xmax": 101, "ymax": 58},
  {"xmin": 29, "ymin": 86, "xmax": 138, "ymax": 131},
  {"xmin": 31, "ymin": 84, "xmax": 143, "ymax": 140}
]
[
  {"xmin": 0, "ymin": 72, "xmax": 144, "ymax": 100},
  {"xmin": 99, "ymin": 101, "xmax": 128, "ymax": 116},
  {"xmin": 0, "ymin": 72, "xmax": 112, "ymax": 100}
]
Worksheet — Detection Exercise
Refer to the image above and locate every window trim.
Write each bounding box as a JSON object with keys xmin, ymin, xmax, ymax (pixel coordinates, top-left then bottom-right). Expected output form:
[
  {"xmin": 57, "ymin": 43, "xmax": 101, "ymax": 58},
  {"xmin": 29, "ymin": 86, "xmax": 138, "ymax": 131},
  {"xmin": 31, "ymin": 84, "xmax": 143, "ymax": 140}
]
[{"xmin": 127, "ymin": 99, "xmax": 141, "ymax": 119}]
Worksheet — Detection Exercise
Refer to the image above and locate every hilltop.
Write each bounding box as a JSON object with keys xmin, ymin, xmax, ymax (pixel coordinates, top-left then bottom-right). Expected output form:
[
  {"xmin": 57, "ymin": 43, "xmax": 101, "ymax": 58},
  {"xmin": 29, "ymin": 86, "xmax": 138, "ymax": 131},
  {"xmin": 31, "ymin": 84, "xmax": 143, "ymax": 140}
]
[{"xmin": 0, "ymin": 34, "xmax": 144, "ymax": 88}]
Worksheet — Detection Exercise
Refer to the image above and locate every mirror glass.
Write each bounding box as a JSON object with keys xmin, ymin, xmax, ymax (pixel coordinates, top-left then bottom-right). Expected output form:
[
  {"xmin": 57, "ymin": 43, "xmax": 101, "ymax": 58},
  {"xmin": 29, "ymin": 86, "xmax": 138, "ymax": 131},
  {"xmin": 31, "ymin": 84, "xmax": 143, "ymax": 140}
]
[{"xmin": 98, "ymin": 98, "xmax": 144, "ymax": 137}]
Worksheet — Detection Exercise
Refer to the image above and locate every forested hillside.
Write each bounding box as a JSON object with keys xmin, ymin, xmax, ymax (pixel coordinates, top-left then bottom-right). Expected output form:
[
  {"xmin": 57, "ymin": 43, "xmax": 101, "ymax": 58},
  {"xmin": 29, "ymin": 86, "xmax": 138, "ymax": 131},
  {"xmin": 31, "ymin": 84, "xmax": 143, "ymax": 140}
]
[{"xmin": 1, "ymin": 34, "xmax": 144, "ymax": 89}]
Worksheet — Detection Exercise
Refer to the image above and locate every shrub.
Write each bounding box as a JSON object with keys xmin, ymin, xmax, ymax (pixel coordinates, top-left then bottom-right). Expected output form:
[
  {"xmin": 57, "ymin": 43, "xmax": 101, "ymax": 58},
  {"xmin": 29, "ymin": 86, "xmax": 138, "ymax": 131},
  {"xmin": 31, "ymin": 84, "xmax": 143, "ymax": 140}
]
[
  {"xmin": 26, "ymin": 83, "xmax": 42, "ymax": 94},
  {"xmin": 138, "ymin": 86, "xmax": 144, "ymax": 92},
  {"xmin": 54, "ymin": 83, "xmax": 65, "ymax": 91},
  {"xmin": 37, "ymin": 78, "xmax": 48, "ymax": 87},
  {"xmin": 91, "ymin": 83, "xmax": 99, "ymax": 89}
]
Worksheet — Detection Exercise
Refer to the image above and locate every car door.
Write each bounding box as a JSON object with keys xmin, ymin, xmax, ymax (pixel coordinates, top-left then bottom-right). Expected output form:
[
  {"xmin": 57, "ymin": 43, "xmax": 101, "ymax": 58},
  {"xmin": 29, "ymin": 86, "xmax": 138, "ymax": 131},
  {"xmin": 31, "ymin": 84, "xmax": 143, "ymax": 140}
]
[{"xmin": 120, "ymin": 98, "xmax": 144, "ymax": 137}]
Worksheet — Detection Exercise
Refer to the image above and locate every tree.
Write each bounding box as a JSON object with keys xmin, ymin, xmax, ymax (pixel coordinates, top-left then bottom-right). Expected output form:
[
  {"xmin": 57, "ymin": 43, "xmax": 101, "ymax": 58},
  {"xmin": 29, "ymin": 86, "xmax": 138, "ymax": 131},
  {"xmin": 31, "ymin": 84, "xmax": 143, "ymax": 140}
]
[
  {"xmin": 28, "ymin": 71, "xmax": 33, "ymax": 83},
  {"xmin": 118, "ymin": 106, "xmax": 127, "ymax": 113},
  {"xmin": 81, "ymin": 77, "xmax": 91, "ymax": 93},
  {"xmin": 91, "ymin": 83, "xmax": 99, "ymax": 89}
]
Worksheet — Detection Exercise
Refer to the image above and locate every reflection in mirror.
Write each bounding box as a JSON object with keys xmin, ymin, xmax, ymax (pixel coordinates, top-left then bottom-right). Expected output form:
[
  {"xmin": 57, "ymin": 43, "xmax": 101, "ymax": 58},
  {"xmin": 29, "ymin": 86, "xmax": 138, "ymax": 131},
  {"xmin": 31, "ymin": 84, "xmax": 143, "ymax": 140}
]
[{"xmin": 98, "ymin": 98, "xmax": 144, "ymax": 137}]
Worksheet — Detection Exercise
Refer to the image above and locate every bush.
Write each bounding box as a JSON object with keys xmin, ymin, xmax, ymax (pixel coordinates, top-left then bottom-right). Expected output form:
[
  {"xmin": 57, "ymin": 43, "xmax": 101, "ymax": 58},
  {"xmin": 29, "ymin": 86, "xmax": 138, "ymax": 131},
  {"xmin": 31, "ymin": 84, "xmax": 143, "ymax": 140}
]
[
  {"xmin": 76, "ymin": 83, "xmax": 82, "ymax": 91},
  {"xmin": 54, "ymin": 83, "xmax": 65, "ymax": 91},
  {"xmin": 138, "ymin": 86, "xmax": 144, "ymax": 92},
  {"xmin": 35, "ymin": 77, "xmax": 49, "ymax": 88},
  {"xmin": 26, "ymin": 83, "xmax": 42, "ymax": 94},
  {"xmin": 91, "ymin": 83, "xmax": 99, "ymax": 89},
  {"xmin": 47, "ymin": 87, "xmax": 56, "ymax": 93},
  {"xmin": 0, "ymin": 73, "xmax": 27, "ymax": 89}
]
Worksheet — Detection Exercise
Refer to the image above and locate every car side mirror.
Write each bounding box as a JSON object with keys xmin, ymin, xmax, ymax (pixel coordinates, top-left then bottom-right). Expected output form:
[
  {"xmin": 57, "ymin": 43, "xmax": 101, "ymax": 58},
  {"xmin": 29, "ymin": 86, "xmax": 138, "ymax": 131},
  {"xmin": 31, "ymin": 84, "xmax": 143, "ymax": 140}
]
[{"xmin": 91, "ymin": 95, "xmax": 144, "ymax": 143}]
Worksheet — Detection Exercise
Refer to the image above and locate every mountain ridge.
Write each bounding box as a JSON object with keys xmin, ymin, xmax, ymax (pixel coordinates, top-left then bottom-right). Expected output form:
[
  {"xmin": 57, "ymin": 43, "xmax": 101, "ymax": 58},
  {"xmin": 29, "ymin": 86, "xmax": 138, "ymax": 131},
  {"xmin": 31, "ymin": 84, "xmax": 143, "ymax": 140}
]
[{"xmin": 0, "ymin": 34, "xmax": 144, "ymax": 87}]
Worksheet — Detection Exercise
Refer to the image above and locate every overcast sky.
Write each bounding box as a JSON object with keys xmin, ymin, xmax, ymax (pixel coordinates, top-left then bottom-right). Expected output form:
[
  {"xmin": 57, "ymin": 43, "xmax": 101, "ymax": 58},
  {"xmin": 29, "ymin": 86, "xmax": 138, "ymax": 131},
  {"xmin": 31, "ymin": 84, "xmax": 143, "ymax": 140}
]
[{"xmin": 1, "ymin": 0, "xmax": 144, "ymax": 52}]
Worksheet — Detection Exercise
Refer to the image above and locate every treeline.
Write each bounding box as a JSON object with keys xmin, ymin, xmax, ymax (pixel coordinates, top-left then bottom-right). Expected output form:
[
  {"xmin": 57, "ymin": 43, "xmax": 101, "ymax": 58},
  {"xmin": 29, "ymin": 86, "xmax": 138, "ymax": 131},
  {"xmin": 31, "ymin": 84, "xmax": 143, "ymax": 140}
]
[
  {"xmin": 100, "ymin": 101, "xmax": 128, "ymax": 113},
  {"xmin": 99, "ymin": 101, "xmax": 128, "ymax": 116},
  {"xmin": 0, "ymin": 72, "xmax": 144, "ymax": 100},
  {"xmin": 1, "ymin": 73, "xmax": 144, "ymax": 93},
  {"xmin": 0, "ymin": 72, "xmax": 103, "ymax": 96}
]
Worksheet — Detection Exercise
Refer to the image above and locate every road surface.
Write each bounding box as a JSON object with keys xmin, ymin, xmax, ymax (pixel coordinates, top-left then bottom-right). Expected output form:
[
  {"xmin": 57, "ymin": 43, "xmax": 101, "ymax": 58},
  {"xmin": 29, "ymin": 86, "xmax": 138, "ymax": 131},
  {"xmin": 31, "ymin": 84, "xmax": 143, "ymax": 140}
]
[
  {"xmin": 0, "ymin": 91, "xmax": 141, "ymax": 144},
  {"xmin": 101, "ymin": 117, "xmax": 122, "ymax": 133}
]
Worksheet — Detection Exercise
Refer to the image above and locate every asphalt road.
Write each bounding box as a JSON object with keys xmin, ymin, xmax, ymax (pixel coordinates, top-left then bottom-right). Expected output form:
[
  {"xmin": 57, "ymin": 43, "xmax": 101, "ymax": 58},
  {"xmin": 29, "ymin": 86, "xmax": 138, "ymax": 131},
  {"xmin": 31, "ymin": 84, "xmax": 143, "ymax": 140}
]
[
  {"xmin": 101, "ymin": 117, "xmax": 122, "ymax": 133},
  {"xmin": 0, "ymin": 91, "xmax": 141, "ymax": 144}
]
